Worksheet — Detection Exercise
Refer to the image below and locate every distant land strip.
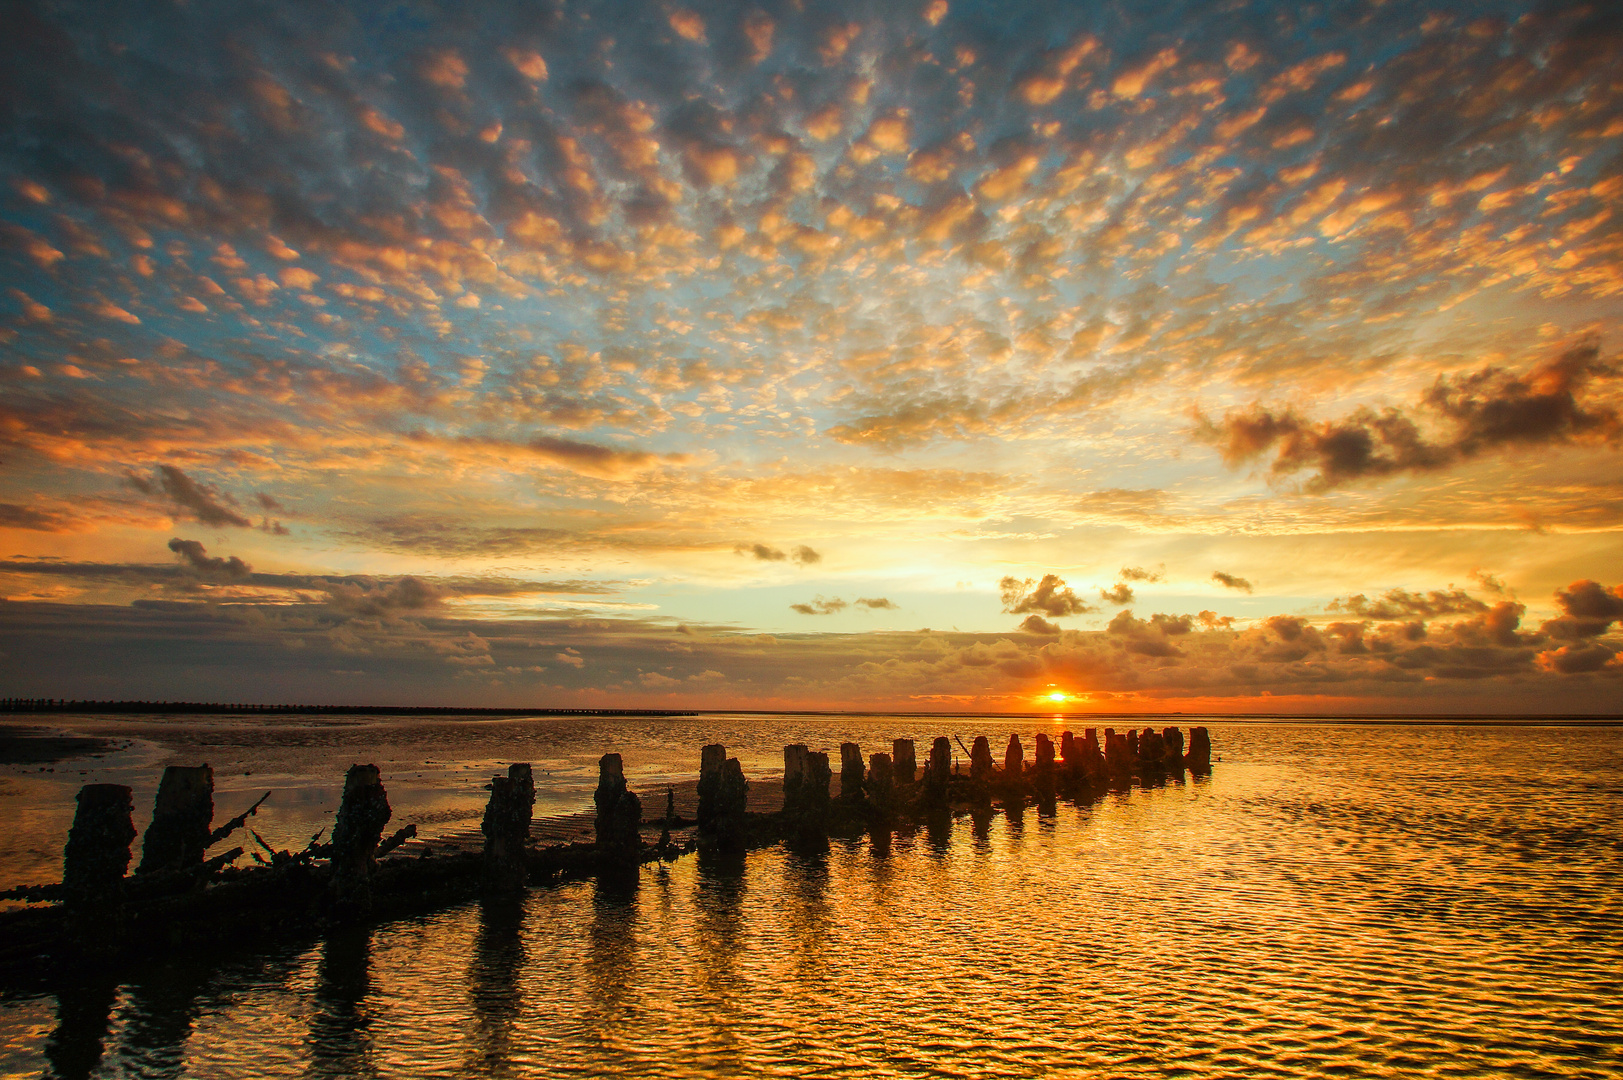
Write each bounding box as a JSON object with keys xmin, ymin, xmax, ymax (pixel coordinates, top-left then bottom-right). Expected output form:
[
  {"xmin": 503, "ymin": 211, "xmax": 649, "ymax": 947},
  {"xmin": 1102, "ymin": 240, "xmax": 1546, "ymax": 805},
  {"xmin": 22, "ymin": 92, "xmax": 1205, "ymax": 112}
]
[{"xmin": 0, "ymin": 699, "xmax": 1617, "ymax": 724}]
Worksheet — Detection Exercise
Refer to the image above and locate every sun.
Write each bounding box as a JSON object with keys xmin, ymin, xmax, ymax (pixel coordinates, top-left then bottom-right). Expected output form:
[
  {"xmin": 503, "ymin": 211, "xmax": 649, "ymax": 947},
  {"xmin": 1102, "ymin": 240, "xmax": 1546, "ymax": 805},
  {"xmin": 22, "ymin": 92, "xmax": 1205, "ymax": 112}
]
[{"xmin": 1046, "ymin": 691, "xmax": 1068, "ymax": 704}]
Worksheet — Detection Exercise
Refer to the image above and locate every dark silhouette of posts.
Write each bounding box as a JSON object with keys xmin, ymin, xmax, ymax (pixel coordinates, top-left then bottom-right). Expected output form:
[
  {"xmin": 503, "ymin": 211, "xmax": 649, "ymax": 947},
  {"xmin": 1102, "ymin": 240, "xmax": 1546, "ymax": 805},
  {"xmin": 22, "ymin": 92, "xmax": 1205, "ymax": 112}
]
[
  {"xmin": 783, "ymin": 744, "xmax": 809, "ymax": 811},
  {"xmin": 1004, "ymin": 734, "xmax": 1023, "ymax": 778},
  {"xmin": 866, "ymin": 753, "xmax": 894, "ymax": 816},
  {"xmin": 839, "ymin": 742, "xmax": 865, "ymax": 801},
  {"xmin": 594, "ymin": 753, "xmax": 642, "ymax": 861},
  {"xmin": 136, "ymin": 765, "xmax": 214, "ymax": 874},
  {"xmin": 1186, "ymin": 727, "xmax": 1212, "ymax": 770},
  {"xmin": 63, "ymin": 784, "xmax": 136, "ymax": 914},
  {"xmin": 329, "ymin": 765, "xmax": 391, "ymax": 917},
  {"xmin": 698, "ymin": 744, "xmax": 748, "ymax": 844},
  {"xmin": 970, "ymin": 736, "xmax": 994, "ymax": 781},
  {"xmin": 925, "ymin": 737, "xmax": 951, "ymax": 805},
  {"xmin": 482, "ymin": 763, "xmax": 534, "ymax": 893},
  {"xmin": 1163, "ymin": 727, "xmax": 1185, "ymax": 765},
  {"xmin": 892, "ymin": 739, "xmax": 916, "ymax": 785}
]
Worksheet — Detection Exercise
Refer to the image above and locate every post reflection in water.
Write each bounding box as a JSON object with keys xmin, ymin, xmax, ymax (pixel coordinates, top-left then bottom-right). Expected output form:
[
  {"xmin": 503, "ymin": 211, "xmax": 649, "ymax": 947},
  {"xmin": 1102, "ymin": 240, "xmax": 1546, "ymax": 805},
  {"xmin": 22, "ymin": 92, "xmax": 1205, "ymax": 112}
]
[
  {"xmin": 304, "ymin": 926, "xmax": 377, "ymax": 1080},
  {"xmin": 113, "ymin": 955, "xmax": 221, "ymax": 1079},
  {"xmin": 781, "ymin": 836, "xmax": 831, "ymax": 988},
  {"xmin": 465, "ymin": 897, "xmax": 526, "ymax": 1078},
  {"xmin": 923, "ymin": 810, "xmax": 953, "ymax": 857},
  {"xmin": 42, "ymin": 978, "xmax": 118, "ymax": 1080},
  {"xmin": 691, "ymin": 844, "xmax": 747, "ymax": 1071},
  {"xmin": 585, "ymin": 867, "xmax": 640, "ymax": 1038}
]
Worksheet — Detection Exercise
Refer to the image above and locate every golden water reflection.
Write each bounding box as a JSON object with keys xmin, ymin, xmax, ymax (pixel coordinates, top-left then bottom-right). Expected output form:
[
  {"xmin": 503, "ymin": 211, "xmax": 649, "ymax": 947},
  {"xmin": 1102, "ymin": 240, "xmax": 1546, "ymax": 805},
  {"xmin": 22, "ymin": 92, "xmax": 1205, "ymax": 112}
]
[{"xmin": 5, "ymin": 724, "xmax": 1622, "ymax": 1078}]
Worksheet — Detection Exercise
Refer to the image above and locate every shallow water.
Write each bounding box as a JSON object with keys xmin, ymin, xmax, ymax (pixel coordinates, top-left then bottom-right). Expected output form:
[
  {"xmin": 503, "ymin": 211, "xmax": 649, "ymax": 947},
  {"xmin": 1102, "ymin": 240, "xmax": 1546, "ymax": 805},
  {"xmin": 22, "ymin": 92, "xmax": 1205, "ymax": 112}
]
[{"xmin": 2, "ymin": 718, "xmax": 1621, "ymax": 1078}]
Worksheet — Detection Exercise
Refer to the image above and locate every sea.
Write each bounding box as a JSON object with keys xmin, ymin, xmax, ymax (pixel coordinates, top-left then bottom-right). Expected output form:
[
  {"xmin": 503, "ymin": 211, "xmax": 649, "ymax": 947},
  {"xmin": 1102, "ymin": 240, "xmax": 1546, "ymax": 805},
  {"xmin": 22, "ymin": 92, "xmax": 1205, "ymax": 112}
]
[{"xmin": 0, "ymin": 713, "xmax": 1619, "ymax": 1079}]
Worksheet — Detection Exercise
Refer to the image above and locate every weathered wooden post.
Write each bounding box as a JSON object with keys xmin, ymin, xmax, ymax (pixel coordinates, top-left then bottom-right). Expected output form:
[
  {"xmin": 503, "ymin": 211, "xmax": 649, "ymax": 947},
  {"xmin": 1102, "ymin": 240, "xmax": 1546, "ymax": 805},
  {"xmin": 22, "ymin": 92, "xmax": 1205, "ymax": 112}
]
[
  {"xmin": 867, "ymin": 752, "xmax": 894, "ymax": 816},
  {"xmin": 63, "ymin": 784, "xmax": 136, "ymax": 914},
  {"xmin": 329, "ymin": 765, "xmax": 392, "ymax": 916},
  {"xmin": 970, "ymin": 736, "xmax": 994, "ymax": 781},
  {"xmin": 1186, "ymin": 727, "xmax": 1212, "ymax": 770},
  {"xmin": 892, "ymin": 739, "xmax": 917, "ymax": 785},
  {"xmin": 1126, "ymin": 728, "xmax": 1140, "ymax": 762},
  {"xmin": 698, "ymin": 743, "xmax": 726, "ymax": 830},
  {"xmin": 716, "ymin": 757, "xmax": 748, "ymax": 842},
  {"xmin": 801, "ymin": 751, "xmax": 832, "ymax": 821},
  {"xmin": 783, "ymin": 744, "xmax": 809, "ymax": 812},
  {"xmin": 1104, "ymin": 731, "xmax": 1131, "ymax": 774},
  {"xmin": 1003, "ymin": 734, "xmax": 1023, "ymax": 778},
  {"xmin": 1140, "ymin": 728, "xmax": 1165, "ymax": 768},
  {"xmin": 481, "ymin": 763, "xmax": 534, "ymax": 893},
  {"xmin": 1083, "ymin": 728, "xmax": 1104, "ymax": 776},
  {"xmin": 839, "ymin": 742, "xmax": 865, "ymax": 801},
  {"xmin": 1034, "ymin": 733, "xmax": 1055, "ymax": 773},
  {"xmin": 1163, "ymin": 726, "xmax": 1185, "ymax": 765},
  {"xmin": 136, "ymin": 765, "xmax": 214, "ymax": 874},
  {"xmin": 594, "ymin": 753, "xmax": 643, "ymax": 861},
  {"xmin": 1059, "ymin": 731, "xmax": 1076, "ymax": 765},
  {"xmin": 925, "ymin": 736, "xmax": 951, "ymax": 804}
]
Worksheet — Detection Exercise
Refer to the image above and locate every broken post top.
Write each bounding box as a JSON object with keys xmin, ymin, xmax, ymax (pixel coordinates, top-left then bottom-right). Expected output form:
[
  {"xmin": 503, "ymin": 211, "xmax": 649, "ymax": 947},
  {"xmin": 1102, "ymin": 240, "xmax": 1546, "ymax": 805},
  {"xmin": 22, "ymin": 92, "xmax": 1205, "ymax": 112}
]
[{"xmin": 700, "ymin": 743, "xmax": 726, "ymax": 779}]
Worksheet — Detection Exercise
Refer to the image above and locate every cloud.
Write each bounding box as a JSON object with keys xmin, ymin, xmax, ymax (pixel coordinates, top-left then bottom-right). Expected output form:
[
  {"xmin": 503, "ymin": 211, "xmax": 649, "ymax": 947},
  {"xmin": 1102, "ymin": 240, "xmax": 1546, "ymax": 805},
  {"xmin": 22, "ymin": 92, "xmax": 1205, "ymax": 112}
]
[
  {"xmin": 1099, "ymin": 583, "xmax": 1134, "ymax": 605},
  {"xmin": 1000, "ymin": 574, "xmax": 1094, "ymax": 618},
  {"xmin": 1197, "ymin": 344, "xmax": 1620, "ymax": 491},
  {"xmin": 521, "ymin": 436, "xmax": 690, "ymax": 481},
  {"xmin": 791, "ymin": 596, "xmax": 847, "ymax": 615},
  {"xmin": 322, "ymin": 576, "xmax": 447, "ymax": 617},
  {"xmin": 1538, "ymin": 580, "xmax": 1623, "ymax": 641},
  {"xmin": 1213, "ymin": 572, "xmax": 1253, "ymax": 593},
  {"xmin": 854, "ymin": 597, "xmax": 897, "ymax": 610},
  {"xmin": 127, "ymin": 466, "xmax": 251, "ymax": 528},
  {"xmin": 1018, "ymin": 614, "xmax": 1060, "ymax": 636},
  {"xmin": 1328, "ymin": 588, "xmax": 1485, "ymax": 620},
  {"xmin": 738, "ymin": 543, "xmax": 787, "ymax": 561},
  {"xmin": 791, "ymin": 545, "xmax": 821, "ymax": 565},
  {"xmin": 1120, "ymin": 565, "xmax": 1164, "ymax": 582},
  {"xmin": 167, "ymin": 537, "xmax": 250, "ymax": 580},
  {"xmin": 0, "ymin": 502, "xmax": 78, "ymax": 532}
]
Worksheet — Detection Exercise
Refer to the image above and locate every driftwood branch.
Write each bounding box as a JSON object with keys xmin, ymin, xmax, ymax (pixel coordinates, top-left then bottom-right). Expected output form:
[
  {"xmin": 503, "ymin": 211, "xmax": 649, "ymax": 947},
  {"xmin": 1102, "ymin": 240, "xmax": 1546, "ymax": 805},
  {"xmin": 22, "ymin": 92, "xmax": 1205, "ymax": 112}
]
[
  {"xmin": 207, "ymin": 791, "xmax": 270, "ymax": 846},
  {"xmin": 376, "ymin": 823, "xmax": 417, "ymax": 859}
]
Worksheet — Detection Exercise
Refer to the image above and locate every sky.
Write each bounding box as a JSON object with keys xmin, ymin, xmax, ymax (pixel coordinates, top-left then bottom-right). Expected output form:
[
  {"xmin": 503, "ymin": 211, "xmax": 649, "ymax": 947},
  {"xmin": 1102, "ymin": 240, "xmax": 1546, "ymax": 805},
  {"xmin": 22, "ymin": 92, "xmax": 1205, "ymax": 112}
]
[{"xmin": 0, "ymin": 0, "xmax": 1620, "ymax": 714}]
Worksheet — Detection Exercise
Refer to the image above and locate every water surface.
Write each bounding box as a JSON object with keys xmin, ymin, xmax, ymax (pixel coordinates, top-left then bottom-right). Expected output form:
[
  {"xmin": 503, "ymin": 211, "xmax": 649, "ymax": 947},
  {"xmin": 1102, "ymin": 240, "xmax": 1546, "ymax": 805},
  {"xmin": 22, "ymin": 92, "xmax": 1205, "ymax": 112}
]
[{"xmin": 1, "ymin": 717, "xmax": 1620, "ymax": 1078}]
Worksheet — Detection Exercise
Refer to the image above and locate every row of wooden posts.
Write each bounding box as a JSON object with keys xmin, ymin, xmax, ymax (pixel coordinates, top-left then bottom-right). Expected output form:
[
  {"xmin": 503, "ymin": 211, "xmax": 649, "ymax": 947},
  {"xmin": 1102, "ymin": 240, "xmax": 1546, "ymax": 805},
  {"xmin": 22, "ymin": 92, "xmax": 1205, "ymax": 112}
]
[{"xmin": 38, "ymin": 725, "xmax": 1210, "ymax": 923}]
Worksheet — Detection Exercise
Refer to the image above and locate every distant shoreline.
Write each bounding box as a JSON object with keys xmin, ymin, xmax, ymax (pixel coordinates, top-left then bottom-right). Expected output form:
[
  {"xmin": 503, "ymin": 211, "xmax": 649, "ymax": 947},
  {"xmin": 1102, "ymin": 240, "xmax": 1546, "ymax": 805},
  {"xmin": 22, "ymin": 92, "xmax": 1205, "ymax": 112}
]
[{"xmin": 0, "ymin": 699, "xmax": 1618, "ymax": 725}]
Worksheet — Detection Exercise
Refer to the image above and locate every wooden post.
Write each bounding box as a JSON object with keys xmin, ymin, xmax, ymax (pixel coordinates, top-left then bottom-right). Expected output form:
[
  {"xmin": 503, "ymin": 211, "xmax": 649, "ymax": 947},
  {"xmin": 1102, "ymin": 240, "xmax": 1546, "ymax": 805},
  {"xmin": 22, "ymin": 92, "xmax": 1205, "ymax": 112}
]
[
  {"xmin": 782, "ymin": 744, "xmax": 809, "ymax": 812},
  {"xmin": 925, "ymin": 736, "xmax": 951, "ymax": 803},
  {"xmin": 136, "ymin": 765, "xmax": 214, "ymax": 874},
  {"xmin": 867, "ymin": 752, "xmax": 894, "ymax": 815},
  {"xmin": 63, "ymin": 784, "xmax": 136, "ymax": 911},
  {"xmin": 482, "ymin": 763, "xmax": 534, "ymax": 893},
  {"xmin": 839, "ymin": 742, "xmax": 865, "ymax": 801},
  {"xmin": 698, "ymin": 743, "xmax": 726, "ymax": 830},
  {"xmin": 329, "ymin": 765, "xmax": 391, "ymax": 916},
  {"xmin": 970, "ymin": 736, "xmax": 994, "ymax": 781},
  {"xmin": 1003, "ymin": 734, "xmax": 1023, "ymax": 778},
  {"xmin": 1163, "ymin": 727, "xmax": 1185, "ymax": 766},
  {"xmin": 594, "ymin": 753, "xmax": 643, "ymax": 860},
  {"xmin": 892, "ymin": 739, "xmax": 916, "ymax": 785},
  {"xmin": 1186, "ymin": 727, "xmax": 1212, "ymax": 770}
]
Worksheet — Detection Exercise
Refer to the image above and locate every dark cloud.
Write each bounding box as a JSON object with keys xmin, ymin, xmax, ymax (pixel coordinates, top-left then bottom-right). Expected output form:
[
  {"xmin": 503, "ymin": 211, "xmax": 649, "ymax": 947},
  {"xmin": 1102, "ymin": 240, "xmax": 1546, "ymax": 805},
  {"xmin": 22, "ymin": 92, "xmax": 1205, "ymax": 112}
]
[
  {"xmin": 1105, "ymin": 610, "xmax": 1184, "ymax": 658},
  {"xmin": 524, "ymin": 436, "xmax": 691, "ymax": 480},
  {"xmin": 1213, "ymin": 571, "xmax": 1253, "ymax": 593},
  {"xmin": 738, "ymin": 543, "xmax": 787, "ymax": 561},
  {"xmin": 1329, "ymin": 588, "xmax": 1486, "ymax": 620},
  {"xmin": 322, "ymin": 576, "xmax": 446, "ymax": 617},
  {"xmin": 1538, "ymin": 580, "xmax": 1623, "ymax": 641},
  {"xmin": 1197, "ymin": 610, "xmax": 1235, "ymax": 630},
  {"xmin": 1019, "ymin": 614, "xmax": 1060, "ymax": 635},
  {"xmin": 127, "ymin": 465, "xmax": 251, "ymax": 528},
  {"xmin": 1000, "ymin": 574, "xmax": 1093, "ymax": 618},
  {"xmin": 1536, "ymin": 643, "xmax": 1619, "ymax": 675},
  {"xmin": 167, "ymin": 537, "xmax": 250, "ymax": 580},
  {"xmin": 0, "ymin": 502, "xmax": 76, "ymax": 531},
  {"xmin": 1198, "ymin": 344, "xmax": 1620, "ymax": 490},
  {"xmin": 1099, "ymin": 583, "xmax": 1134, "ymax": 605},
  {"xmin": 854, "ymin": 597, "xmax": 897, "ymax": 610},
  {"xmin": 791, "ymin": 545, "xmax": 821, "ymax": 565},
  {"xmin": 1120, "ymin": 565, "xmax": 1164, "ymax": 582},
  {"xmin": 791, "ymin": 596, "xmax": 847, "ymax": 615}
]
